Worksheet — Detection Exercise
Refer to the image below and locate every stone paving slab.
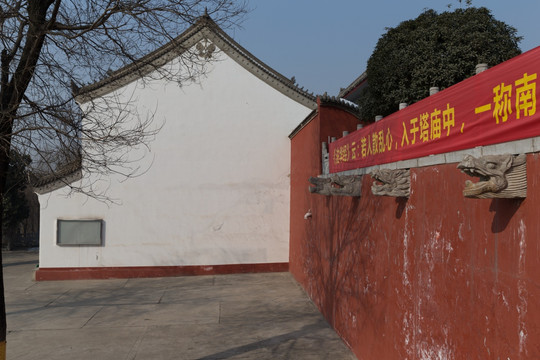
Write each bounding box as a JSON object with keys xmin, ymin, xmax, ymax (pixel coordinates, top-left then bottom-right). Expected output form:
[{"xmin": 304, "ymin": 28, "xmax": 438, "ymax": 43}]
[{"xmin": 3, "ymin": 250, "xmax": 356, "ymax": 360}]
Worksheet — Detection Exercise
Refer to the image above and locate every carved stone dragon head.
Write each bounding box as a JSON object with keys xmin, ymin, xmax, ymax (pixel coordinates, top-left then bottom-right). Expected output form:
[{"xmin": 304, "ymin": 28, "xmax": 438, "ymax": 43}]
[
  {"xmin": 370, "ymin": 169, "xmax": 410, "ymax": 197},
  {"xmin": 308, "ymin": 177, "xmax": 332, "ymax": 196},
  {"xmin": 457, "ymin": 154, "xmax": 527, "ymax": 198},
  {"xmin": 308, "ymin": 175, "xmax": 362, "ymax": 196}
]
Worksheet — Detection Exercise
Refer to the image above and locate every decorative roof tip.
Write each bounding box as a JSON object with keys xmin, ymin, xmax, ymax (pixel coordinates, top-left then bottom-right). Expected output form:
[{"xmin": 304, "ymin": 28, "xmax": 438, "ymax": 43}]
[
  {"xmin": 196, "ymin": 9, "xmax": 213, "ymax": 25},
  {"xmin": 201, "ymin": 7, "xmax": 213, "ymax": 22}
]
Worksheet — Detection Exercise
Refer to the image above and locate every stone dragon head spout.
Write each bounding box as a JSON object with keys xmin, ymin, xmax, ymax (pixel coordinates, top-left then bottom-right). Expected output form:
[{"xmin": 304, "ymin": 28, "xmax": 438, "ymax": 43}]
[
  {"xmin": 308, "ymin": 177, "xmax": 332, "ymax": 196},
  {"xmin": 308, "ymin": 175, "xmax": 362, "ymax": 196},
  {"xmin": 370, "ymin": 169, "xmax": 410, "ymax": 197},
  {"xmin": 457, "ymin": 154, "xmax": 526, "ymax": 198}
]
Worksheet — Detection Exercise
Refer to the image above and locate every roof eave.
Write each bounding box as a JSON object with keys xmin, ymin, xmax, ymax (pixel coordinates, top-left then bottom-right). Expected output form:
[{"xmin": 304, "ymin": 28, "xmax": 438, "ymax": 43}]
[
  {"xmin": 33, "ymin": 168, "xmax": 82, "ymax": 195},
  {"xmin": 75, "ymin": 15, "xmax": 316, "ymax": 110},
  {"xmin": 288, "ymin": 109, "xmax": 318, "ymax": 139},
  {"xmin": 338, "ymin": 71, "xmax": 367, "ymax": 99}
]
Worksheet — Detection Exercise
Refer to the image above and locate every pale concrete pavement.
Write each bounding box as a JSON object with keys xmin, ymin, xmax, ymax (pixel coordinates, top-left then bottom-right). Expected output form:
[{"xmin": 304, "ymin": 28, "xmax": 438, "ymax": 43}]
[{"xmin": 3, "ymin": 250, "xmax": 356, "ymax": 359}]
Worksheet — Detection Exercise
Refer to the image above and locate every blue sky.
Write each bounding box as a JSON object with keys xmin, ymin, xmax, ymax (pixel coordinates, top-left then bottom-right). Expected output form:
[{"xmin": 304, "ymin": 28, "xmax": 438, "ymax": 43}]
[{"xmin": 230, "ymin": 1, "xmax": 540, "ymax": 96}]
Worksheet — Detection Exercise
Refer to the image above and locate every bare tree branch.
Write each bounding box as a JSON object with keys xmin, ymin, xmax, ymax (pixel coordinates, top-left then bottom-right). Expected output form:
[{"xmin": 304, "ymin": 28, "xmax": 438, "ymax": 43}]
[{"xmin": 0, "ymin": 0, "xmax": 248, "ymax": 348}]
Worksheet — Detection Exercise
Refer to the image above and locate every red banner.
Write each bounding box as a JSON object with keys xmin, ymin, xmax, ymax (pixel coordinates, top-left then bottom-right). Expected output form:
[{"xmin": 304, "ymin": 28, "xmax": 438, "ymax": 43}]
[{"xmin": 330, "ymin": 46, "xmax": 540, "ymax": 173}]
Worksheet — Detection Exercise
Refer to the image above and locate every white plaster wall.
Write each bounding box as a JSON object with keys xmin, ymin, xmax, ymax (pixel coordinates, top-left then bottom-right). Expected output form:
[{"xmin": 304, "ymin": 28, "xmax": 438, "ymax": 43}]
[{"xmin": 38, "ymin": 47, "xmax": 311, "ymax": 268}]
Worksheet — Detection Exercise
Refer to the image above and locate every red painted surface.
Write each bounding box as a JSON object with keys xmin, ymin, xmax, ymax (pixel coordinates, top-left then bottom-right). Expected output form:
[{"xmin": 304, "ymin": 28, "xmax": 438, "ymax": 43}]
[
  {"xmin": 330, "ymin": 47, "xmax": 540, "ymax": 173},
  {"xmin": 290, "ymin": 104, "xmax": 540, "ymax": 358},
  {"xmin": 290, "ymin": 99, "xmax": 360, "ymax": 287},
  {"xmin": 35, "ymin": 262, "xmax": 288, "ymax": 281}
]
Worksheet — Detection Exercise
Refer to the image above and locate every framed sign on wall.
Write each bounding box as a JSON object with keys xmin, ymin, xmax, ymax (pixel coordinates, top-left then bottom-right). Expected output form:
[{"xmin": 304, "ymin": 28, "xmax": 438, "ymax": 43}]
[{"xmin": 57, "ymin": 219, "xmax": 103, "ymax": 246}]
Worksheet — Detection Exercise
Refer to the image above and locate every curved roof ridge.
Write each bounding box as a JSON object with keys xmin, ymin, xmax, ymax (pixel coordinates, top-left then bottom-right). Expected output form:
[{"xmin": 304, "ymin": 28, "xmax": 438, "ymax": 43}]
[
  {"xmin": 319, "ymin": 93, "xmax": 360, "ymax": 115},
  {"xmin": 31, "ymin": 157, "xmax": 83, "ymax": 194},
  {"xmin": 209, "ymin": 26, "xmax": 316, "ymax": 107},
  {"xmin": 76, "ymin": 15, "xmax": 316, "ymax": 109}
]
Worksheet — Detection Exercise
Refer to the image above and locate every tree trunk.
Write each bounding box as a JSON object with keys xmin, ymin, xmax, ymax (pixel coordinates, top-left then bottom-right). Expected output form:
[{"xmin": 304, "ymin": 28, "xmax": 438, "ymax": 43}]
[
  {"xmin": 0, "ymin": 2, "xmax": 56, "ymax": 356},
  {"xmin": 0, "ymin": 149, "xmax": 8, "ymax": 359}
]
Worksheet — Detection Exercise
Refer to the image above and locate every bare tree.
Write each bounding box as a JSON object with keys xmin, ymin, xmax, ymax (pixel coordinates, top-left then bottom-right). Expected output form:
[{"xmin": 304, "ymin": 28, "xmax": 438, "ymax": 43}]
[{"xmin": 0, "ymin": 0, "xmax": 247, "ymax": 354}]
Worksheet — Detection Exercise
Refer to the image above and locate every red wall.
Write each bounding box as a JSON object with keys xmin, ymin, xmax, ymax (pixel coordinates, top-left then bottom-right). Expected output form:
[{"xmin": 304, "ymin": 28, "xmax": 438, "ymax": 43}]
[
  {"xmin": 290, "ymin": 102, "xmax": 360, "ymax": 286},
  {"xmin": 290, "ymin": 106, "xmax": 540, "ymax": 359}
]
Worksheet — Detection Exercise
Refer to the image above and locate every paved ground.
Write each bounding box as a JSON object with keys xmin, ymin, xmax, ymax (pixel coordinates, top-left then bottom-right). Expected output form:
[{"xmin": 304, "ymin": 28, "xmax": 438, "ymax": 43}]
[{"xmin": 3, "ymin": 250, "xmax": 356, "ymax": 360}]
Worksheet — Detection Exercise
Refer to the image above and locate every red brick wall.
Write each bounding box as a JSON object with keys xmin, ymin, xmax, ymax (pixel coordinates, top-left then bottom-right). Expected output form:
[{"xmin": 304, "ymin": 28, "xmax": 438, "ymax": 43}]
[
  {"xmin": 290, "ymin": 108, "xmax": 540, "ymax": 359},
  {"xmin": 290, "ymin": 103, "xmax": 359, "ymax": 286}
]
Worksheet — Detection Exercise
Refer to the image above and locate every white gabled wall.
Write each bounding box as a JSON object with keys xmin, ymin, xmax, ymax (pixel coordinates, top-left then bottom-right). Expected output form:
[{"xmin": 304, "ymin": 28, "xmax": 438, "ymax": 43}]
[{"xmin": 38, "ymin": 46, "xmax": 311, "ymax": 268}]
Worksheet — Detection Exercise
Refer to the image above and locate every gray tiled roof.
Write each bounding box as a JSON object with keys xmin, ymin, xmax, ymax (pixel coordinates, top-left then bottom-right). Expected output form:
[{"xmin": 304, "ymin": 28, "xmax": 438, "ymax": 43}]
[
  {"xmin": 76, "ymin": 15, "xmax": 317, "ymax": 110},
  {"xmin": 31, "ymin": 157, "xmax": 82, "ymax": 194}
]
